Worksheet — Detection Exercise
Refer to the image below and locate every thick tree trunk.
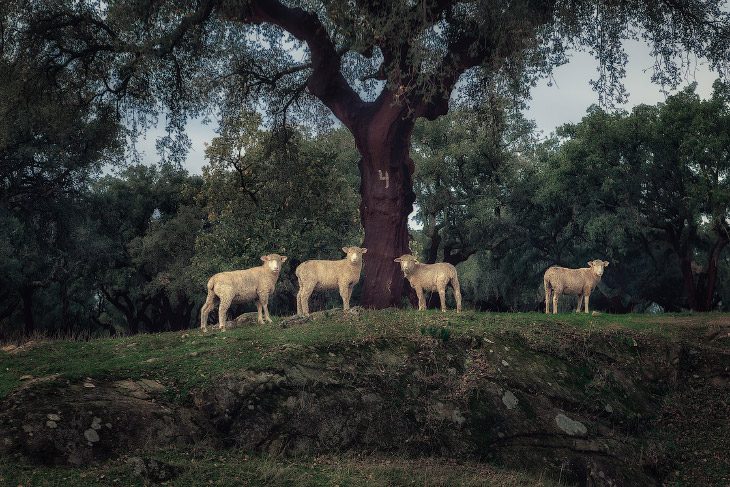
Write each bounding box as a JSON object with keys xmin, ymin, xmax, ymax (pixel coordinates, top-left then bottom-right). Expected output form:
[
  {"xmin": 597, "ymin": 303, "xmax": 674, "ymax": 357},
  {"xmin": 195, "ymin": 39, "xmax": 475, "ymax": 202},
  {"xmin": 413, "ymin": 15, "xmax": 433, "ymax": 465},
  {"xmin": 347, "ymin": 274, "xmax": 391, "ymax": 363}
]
[
  {"xmin": 698, "ymin": 236, "xmax": 728, "ymax": 311},
  {"xmin": 355, "ymin": 120, "xmax": 416, "ymax": 309}
]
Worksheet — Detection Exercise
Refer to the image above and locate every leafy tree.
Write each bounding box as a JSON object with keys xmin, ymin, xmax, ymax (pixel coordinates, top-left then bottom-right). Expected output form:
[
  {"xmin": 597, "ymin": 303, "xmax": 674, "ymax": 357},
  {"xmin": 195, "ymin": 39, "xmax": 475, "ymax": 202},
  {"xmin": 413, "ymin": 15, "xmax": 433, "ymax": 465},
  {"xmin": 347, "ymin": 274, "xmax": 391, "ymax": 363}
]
[
  {"xmin": 193, "ymin": 116, "xmax": 361, "ymax": 315},
  {"xmin": 87, "ymin": 165, "xmax": 205, "ymax": 333},
  {"xmin": 511, "ymin": 82, "xmax": 730, "ymax": 311},
  {"xmin": 0, "ymin": 47, "xmax": 121, "ymax": 337},
  {"xmin": 6, "ymin": 0, "xmax": 728, "ymax": 307},
  {"xmin": 412, "ymin": 96, "xmax": 536, "ymax": 266}
]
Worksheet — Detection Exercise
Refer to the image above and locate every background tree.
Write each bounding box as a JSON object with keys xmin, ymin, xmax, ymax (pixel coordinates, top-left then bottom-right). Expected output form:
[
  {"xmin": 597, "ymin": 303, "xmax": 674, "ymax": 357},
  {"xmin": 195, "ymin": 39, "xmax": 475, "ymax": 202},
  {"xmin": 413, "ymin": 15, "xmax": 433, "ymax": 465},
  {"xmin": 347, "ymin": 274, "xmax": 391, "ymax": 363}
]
[
  {"xmin": 7, "ymin": 0, "xmax": 728, "ymax": 307},
  {"xmin": 193, "ymin": 115, "xmax": 362, "ymax": 317},
  {"xmin": 0, "ymin": 47, "xmax": 121, "ymax": 337}
]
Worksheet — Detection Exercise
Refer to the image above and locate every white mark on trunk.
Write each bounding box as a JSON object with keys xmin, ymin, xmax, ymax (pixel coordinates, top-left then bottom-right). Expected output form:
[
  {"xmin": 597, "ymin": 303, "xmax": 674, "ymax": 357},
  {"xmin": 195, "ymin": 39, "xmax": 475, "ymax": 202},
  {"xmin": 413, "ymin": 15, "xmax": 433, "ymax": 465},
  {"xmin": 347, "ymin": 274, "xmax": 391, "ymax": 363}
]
[{"xmin": 378, "ymin": 170, "xmax": 389, "ymax": 189}]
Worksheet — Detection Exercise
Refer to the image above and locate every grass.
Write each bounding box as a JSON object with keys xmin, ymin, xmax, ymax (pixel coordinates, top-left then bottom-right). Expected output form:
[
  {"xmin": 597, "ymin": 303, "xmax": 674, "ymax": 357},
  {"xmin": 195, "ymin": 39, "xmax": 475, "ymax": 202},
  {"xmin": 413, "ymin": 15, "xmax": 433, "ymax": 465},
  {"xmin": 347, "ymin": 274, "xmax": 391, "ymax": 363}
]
[
  {"xmin": 2, "ymin": 310, "xmax": 728, "ymax": 486},
  {"xmin": 0, "ymin": 448, "xmax": 560, "ymax": 486},
  {"xmin": 2, "ymin": 309, "xmax": 727, "ymax": 400}
]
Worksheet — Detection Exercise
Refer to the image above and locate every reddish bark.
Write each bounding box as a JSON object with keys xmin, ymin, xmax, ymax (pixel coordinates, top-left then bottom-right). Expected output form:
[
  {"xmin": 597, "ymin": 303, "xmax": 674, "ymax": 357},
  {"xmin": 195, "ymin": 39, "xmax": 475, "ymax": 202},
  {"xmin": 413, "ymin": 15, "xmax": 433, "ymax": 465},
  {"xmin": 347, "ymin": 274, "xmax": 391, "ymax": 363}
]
[
  {"xmin": 222, "ymin": 0, "xmax": 487, "ymax": 307},
  {"xmin": 354, "ymin": 119, "xmax": 416, "ymax": 308}
]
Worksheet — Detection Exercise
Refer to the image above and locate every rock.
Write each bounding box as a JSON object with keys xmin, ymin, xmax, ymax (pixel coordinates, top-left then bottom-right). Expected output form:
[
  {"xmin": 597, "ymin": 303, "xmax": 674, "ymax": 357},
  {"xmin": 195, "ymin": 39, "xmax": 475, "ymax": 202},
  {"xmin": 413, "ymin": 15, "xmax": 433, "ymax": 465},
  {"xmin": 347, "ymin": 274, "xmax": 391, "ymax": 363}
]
[
  {"xmin": 19, "ymin": 375, "xmax": 33, "ymax": 381},
  {"xmin": 84, "ymin": 428, "xmax": 100, "ymax": 443},
  {"xmin": 555, "ymin": 413, "xmax": 588, "ymax": 436},
  {"xmin": 502, "ymin": 390, "xmax": 519, "ymax": 410},
  {"xmin": 113, "ymin": 379, "xmax": 166, "ymax": 399},
  {"xmin": 645, "ymin": 302, "xmax": 665, "ymax": 314},
  {"xmin": 1, "ymin": 379, "xmax": 208, "ymax": 465}
]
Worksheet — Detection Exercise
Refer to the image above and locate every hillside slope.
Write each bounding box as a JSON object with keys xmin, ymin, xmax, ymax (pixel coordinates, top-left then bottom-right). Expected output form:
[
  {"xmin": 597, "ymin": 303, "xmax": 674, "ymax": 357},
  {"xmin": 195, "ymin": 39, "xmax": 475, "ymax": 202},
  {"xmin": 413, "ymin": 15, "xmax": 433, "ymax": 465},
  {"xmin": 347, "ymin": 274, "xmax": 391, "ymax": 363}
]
[{"xmin": 1, "ymin": 310, "xmax": 728, "ymax": 486}]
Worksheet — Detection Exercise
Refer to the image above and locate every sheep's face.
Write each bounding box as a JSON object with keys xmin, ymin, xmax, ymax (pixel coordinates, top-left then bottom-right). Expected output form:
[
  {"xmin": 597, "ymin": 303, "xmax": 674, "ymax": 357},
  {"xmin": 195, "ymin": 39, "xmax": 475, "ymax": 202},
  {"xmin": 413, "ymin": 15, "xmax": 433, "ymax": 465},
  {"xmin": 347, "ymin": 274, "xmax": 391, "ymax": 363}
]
[
  {"xmin": 394, "ymin": 255, "xmax": 418, "ymax": 274},
  {"xmin": 588, "ymin": 260, "xmax": 609, "ymax": 276},
  {"xmin": 261, "ymin": 254, "xmax": 287, "ymax": 273},
  {"xmin": 343, "ymin": 246, "xmax": 367, "ymax": 264}
]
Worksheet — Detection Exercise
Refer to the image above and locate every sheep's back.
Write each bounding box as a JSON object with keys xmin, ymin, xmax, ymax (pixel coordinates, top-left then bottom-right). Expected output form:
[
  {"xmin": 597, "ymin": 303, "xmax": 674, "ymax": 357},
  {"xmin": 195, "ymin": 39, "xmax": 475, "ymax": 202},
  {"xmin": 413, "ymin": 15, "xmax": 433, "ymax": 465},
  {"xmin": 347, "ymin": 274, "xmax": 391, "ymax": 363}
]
[
  {"xmin": 296, "ymin": 260, "xmax": 345, "ymax": 289},
  {"xmin": 544, "ymin": 266, "xmax": 591, "ymax": 294},
  {"xmin": 212, "ymin": 268, "xmax": 264, "ymax": 296},
  {"xmin": 412, "ymin": 263, "xmax": 456, "ymax": 288}
]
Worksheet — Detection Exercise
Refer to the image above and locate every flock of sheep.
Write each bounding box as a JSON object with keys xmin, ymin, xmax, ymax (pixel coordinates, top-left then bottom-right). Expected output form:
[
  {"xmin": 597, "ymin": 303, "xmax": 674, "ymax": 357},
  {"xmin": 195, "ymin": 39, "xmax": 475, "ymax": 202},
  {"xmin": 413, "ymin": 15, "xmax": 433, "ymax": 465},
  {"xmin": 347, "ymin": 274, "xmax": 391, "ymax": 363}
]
[{"xmin": 200, "ymin": 246, "xmax": 609, "ymax": 330}]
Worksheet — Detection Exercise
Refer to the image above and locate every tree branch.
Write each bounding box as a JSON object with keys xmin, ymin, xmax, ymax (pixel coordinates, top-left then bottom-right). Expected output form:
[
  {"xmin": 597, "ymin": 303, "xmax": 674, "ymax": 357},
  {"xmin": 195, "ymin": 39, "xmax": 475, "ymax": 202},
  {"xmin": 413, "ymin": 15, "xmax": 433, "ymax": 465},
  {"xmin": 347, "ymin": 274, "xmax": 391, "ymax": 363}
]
[{"xmin": 221, "ymin": 0, "xmax": 365, "ymax": 130}]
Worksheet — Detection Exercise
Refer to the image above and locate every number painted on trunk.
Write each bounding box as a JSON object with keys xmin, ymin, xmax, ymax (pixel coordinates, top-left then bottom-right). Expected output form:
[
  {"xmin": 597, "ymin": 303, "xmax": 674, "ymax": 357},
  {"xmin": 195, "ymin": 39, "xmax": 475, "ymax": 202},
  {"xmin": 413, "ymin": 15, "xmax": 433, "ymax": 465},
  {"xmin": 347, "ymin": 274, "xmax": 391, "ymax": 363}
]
[{"xmin": 378, "ymin": 170, "xmax": 389, "ymax": 189}]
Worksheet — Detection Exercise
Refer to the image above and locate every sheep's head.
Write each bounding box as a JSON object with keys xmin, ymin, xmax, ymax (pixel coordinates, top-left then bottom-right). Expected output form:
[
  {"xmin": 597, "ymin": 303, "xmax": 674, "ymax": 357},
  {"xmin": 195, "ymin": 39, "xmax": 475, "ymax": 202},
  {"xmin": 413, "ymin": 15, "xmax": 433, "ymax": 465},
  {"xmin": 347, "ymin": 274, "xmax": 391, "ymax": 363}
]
[
  {"xmin": 394, "ymin": 254, "xmax": 418, "ymax": 274},
  {"xmin": 261, "ymin": 254, "xmax": 287, "ymax": 273},
  {"xmin": 588, "ymin": 260, "xmax": 609, "ymax": 276},
  {"xmin": 343, "ymin": 246, "xmax": 367, "ymax": 264}
]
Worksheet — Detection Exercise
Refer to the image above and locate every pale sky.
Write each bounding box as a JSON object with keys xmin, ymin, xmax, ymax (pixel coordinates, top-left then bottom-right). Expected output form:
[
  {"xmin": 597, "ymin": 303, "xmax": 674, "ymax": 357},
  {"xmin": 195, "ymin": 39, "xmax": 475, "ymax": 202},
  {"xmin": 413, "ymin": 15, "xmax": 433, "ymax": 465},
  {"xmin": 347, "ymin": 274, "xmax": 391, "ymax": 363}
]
[{"xmin": 136, "ymin": 40, "xmax": 719, "ymax": 174}]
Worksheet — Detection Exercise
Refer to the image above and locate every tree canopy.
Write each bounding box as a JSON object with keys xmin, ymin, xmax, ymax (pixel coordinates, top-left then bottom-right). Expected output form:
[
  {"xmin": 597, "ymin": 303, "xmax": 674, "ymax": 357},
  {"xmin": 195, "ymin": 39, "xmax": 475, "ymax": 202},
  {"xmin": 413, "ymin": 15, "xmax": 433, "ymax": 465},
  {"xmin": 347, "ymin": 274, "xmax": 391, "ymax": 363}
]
[{"xmin": 4, "ymin": 0, "xmax": 728, "ymax": 307}]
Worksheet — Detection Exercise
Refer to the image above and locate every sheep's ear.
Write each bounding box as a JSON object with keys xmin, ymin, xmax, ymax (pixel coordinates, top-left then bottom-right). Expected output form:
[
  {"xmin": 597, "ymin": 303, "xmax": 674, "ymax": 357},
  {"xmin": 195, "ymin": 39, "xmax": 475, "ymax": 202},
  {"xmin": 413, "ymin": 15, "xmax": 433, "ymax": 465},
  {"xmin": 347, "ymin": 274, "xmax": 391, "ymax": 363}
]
[
  {"xmin": 394, "ymin": 257, "xmax": 402, "ymax": 262},
  {"xmin": 342, "ymin": 246, "xmax": 350, "ymax": 254},
  {"xmin": 280, "ymin": 256, "xmax": 287, "ymax": 262},
  {"xmin": 261, "ymin": 255, "xmax": 269, "ymax": 262},
  {"xmin": 360, "ymin": 248, "xmax": 367, "ymax": 254},
  {"xmin": 603, "ymin": 261, "xmax": 609, "ymax": 267},
  {"xmin": 587, "ymin": 261, "xmax": 593, "ymax": 267}
]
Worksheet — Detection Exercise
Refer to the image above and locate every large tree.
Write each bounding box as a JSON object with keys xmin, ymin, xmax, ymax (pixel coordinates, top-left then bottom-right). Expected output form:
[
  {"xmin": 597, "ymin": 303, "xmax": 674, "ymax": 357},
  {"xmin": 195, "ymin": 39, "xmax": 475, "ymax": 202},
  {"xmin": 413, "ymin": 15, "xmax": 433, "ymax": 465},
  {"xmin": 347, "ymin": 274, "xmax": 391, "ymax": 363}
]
[{"xmin": 6, "ymin": 0, "xmax": 729, "ymax": 307}]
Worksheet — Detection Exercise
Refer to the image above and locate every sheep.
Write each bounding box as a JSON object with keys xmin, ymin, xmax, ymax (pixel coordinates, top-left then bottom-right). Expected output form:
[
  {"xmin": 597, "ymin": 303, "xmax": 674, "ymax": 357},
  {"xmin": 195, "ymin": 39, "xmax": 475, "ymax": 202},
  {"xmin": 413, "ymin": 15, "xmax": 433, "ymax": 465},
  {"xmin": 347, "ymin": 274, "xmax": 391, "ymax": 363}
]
[
  {"xmin": 543, "ymin": 260, "xmax": 609, "ymax": 314},
  {"xmin": 200, "ymin": 253, "xmax": 287, "ymax": 330},
  {"xmin": 393, "ymin": 254, "xmax": 462, "ymax": 313},
  {"xmin": 296, "ymin": 246, "xmax": 367, "ymax": 316}
]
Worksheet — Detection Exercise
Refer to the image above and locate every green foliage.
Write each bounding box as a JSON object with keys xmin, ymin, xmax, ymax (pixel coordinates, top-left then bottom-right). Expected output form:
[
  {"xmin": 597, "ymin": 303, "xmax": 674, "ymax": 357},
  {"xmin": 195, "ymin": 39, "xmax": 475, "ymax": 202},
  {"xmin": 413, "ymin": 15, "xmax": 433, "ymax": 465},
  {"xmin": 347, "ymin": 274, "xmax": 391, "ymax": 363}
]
[
  {"xmin": 3, "ymin": 309, "xmax": 724, "ymax": 400},
  {"xmin": 415, "ymin": 82, "xmax": 730, "ymax": 311},
  {"xmin": 193, "ymin": 116, "xmax": 361, "ymax": 312}
]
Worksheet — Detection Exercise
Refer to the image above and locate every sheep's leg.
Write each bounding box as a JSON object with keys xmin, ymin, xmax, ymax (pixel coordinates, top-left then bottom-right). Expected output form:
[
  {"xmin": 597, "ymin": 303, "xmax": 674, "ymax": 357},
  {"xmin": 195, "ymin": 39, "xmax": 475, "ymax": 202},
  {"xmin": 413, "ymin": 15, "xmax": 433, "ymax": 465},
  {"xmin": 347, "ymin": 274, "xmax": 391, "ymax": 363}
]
[
  {"xmin": 218, "ymin": 293, "xmax": 233, "ymax": 330},
  {"xmin": 584, "ymin": 293, "xmax": 590, "ymax": 313},
  {"xmin": 200, "ymin": 290, "xmax": 216, "ymax": 331},
  {"xmin": 438, "ymin": 287, "xmax": 447, "ymax": 312},
  {"xmin": 416, "ymin": 287, "xmax": 426, "ymax": 311},
  {"xmin": 339, "ymin": 282, "xmax": 350, "ymax": 311},
  {"xmin": 296, "ymin": 288, "xmax": 302, "ymax": 316},
  {"xmin": 300, "ymin": 286, "xmax": 313, "ymax": 316},
  {"xmin": 576, "ymin": 293, "xmax": 584, "ymax": 313},
  {"xmin": 451, "ymin": 276, "xmax": 462, "ymax": 313},
  {"xmin": 262, "ymin": 293, "xmax": 272, "ymax": 323},
  {"xmin": 545, "ymin": 287, "xmax": 551, "ymax": 314},
  {"xmin": 552, "ymin": 291, "xmax": 560, "ymax": 314},
  {"xmin": 255, "ymin": 299, "xmax": 264, "ymax": 324}
]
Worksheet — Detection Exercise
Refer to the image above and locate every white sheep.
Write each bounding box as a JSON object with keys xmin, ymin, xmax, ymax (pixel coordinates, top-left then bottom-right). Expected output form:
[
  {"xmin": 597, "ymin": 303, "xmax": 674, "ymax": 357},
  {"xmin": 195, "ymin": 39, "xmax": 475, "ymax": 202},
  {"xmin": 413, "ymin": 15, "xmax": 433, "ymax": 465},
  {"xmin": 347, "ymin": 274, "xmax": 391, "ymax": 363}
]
[
  {"xmin": 296, "ymin": 246, "xmax": 367, "ymax": 316},
  {"xmin": 200, "ymin": 253, "xmax": 287, "ymax": 330},
  {"xmin": 543, "ymin": 260, "xmax": 609, "ymax": 314},
  {"xmin": 394, "ymin": 254, "xmax": 462, "ymax": 313}
]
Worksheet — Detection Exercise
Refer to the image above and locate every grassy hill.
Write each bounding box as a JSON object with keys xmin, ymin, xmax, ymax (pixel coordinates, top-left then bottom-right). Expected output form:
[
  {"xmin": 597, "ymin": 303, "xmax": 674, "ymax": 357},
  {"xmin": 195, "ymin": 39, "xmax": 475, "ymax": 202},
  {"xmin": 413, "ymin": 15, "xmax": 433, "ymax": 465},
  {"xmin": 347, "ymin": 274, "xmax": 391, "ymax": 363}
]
[{"xmin": 1, "ymin": 310, "xmax": 728, "ymax": 486}]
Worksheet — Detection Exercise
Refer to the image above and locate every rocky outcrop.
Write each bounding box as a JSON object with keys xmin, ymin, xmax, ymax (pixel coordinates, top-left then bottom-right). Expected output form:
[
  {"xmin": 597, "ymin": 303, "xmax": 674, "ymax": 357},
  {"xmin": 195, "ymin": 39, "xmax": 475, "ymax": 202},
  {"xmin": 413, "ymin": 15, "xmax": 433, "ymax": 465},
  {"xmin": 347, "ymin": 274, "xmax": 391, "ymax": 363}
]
[
  {"xmin": 0, "ymin": 378, "xmax": 211, "ymax": 465},
  {"xmin": 1, "ymin": 327, "xmax": 728, "ymax": 486}
]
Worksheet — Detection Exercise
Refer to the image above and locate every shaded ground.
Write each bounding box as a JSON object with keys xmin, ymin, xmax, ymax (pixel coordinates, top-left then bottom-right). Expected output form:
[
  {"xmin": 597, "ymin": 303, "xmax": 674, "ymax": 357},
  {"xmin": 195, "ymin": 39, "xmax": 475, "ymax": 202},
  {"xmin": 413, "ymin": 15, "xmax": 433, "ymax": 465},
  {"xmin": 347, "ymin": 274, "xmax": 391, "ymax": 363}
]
[
  {"xmin": 1, "ymin": 310, "xmax": 728, "ymax": 486},
  {"xmin": 0, "ymin": 450, "xmax": 559, "ymax": 486}
]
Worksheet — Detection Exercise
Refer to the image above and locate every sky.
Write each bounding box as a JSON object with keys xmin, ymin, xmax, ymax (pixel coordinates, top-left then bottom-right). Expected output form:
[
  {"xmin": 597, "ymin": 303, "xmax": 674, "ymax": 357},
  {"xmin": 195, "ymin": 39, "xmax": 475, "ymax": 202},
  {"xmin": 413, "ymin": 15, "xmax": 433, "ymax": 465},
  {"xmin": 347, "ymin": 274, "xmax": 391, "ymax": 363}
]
[{"xmin": 135, "ymin": 40, "xmax": 719, "ymax": 175}]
